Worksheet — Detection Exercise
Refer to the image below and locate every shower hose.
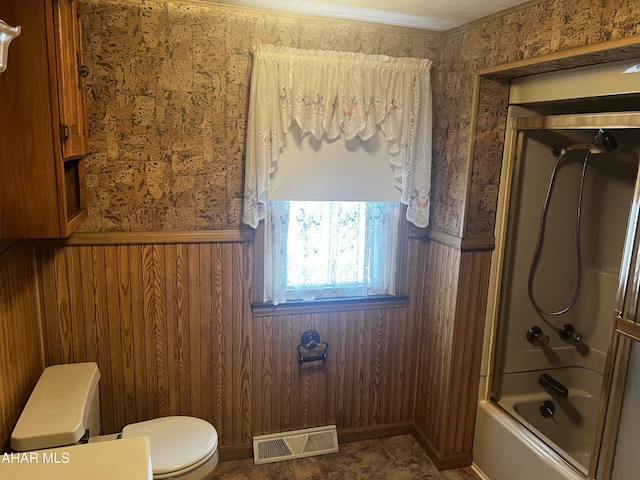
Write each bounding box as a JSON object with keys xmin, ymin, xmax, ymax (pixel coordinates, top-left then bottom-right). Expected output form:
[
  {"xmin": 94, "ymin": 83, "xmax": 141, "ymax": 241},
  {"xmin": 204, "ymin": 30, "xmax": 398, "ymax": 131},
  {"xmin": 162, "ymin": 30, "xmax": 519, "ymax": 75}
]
[{"xmin": 527, "ymin": 148, "xmax": 590, "ymax": 316}]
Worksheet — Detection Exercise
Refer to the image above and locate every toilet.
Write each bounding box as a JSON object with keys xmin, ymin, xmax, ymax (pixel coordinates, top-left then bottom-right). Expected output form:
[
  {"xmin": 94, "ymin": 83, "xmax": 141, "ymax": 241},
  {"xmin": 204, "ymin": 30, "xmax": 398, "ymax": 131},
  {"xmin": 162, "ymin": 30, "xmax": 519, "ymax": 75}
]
[{"xmin": 11, "ymin": 362, "xmax": 219, "ymax": 479}]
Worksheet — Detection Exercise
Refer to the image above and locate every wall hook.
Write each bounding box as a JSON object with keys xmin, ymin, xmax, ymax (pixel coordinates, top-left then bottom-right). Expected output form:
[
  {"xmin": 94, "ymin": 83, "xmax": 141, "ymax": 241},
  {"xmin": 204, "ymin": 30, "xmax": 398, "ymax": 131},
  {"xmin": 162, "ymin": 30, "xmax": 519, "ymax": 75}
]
[{"xmin": 0, "ymin": 19, "xmax": 21, "ymax": 74}]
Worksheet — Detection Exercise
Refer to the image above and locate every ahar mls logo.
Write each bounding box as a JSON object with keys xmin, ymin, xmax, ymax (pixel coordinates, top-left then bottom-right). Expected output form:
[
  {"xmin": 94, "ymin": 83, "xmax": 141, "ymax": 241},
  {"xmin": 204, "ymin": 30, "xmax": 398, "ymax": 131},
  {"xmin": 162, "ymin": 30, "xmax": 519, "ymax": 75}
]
[{"xmin": 1, "ymin": 451, "xmax": 70, "ymax": 464}]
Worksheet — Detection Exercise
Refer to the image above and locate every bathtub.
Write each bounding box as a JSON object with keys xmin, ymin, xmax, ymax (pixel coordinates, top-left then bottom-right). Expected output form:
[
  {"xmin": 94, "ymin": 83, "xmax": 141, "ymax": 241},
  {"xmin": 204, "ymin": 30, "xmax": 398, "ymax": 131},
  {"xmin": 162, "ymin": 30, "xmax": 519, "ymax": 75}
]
[{"xmin": 473, "ymin": 368, "xmax": 602, "ymax": 480}]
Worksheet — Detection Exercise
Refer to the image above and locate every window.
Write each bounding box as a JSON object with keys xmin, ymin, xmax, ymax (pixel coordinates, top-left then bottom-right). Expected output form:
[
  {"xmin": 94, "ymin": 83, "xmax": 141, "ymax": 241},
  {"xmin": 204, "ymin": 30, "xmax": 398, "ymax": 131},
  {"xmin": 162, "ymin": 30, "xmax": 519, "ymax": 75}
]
[
  {"xmin": 243, "ymin": 46, "xmax": 433, "ymax": 309},
  {"xmin": 263, "ymin": 200, "xmax": 400, "ymax": 304}
]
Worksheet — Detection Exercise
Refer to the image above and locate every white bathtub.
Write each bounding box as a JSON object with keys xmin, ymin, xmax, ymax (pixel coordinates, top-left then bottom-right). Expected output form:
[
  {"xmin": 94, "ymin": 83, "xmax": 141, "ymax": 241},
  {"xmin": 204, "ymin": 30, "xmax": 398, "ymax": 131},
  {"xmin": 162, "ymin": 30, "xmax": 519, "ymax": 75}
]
[
  {"xmin": 473, "ymin": 400, "xmax": 583, "ymax": 480},
  {"xmin": 473, "ymin": 368, "xmax": 602, "ymax": 480}
]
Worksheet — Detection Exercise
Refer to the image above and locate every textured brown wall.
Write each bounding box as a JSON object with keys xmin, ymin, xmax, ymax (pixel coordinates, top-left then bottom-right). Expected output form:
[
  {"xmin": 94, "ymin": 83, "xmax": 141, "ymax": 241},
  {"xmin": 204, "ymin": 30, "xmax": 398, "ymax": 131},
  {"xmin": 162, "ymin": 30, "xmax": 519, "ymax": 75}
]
[
  {"xmin": 435, "ymin": 0, "xmax": 640, "ymax": 238},
  {"xmin": 79, "ymin": 0, "xmax": 640, "ymax": 238},
  {"xmin": 78, "ymin": 0, "xmax": 441, "ymax": 232}
]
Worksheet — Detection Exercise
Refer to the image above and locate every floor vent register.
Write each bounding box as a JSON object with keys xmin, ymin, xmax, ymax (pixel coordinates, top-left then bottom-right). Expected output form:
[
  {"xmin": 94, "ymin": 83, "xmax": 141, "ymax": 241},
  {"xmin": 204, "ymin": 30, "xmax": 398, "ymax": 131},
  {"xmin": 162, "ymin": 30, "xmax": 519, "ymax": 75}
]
[{"xmin": 252, "ymin": 425, "xmax": 339, "ymax": 465}]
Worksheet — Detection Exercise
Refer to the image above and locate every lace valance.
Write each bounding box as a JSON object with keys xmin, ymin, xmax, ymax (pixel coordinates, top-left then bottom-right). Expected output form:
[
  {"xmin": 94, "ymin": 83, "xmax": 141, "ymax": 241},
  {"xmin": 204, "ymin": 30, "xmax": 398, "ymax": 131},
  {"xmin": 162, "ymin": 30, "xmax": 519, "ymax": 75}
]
[{"xmin": 242, "ymin": 45, "xmax": 433, "ymax": 228}]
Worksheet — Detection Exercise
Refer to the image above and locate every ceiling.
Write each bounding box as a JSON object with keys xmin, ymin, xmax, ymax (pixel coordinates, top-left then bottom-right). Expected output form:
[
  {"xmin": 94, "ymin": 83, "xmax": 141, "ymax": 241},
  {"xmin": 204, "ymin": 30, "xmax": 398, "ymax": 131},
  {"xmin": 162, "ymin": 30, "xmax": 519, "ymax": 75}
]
[{"xmin": 212, "ymin": 0, "xmax": 533, "ymax": 31}]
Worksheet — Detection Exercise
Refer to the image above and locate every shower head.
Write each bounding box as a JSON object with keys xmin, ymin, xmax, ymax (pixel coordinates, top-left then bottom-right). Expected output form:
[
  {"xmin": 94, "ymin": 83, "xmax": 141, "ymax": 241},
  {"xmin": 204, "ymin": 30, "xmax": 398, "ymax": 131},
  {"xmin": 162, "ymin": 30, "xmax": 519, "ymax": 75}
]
[
  {"xmin": 564, "ymin": 129, "xmax": 619, "ymax": 154},
  {"xmin": 599, "ymin": 130, "xmax": 619, "ymax": 152}
]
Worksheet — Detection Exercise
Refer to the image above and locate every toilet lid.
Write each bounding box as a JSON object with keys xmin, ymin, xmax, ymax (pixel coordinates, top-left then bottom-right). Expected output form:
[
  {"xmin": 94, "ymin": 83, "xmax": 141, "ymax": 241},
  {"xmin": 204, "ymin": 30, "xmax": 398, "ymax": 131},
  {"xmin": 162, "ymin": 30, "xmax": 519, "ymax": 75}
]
[{"xmin": 122, "ymin": 416, "xmax": 218, "ymax": 476}]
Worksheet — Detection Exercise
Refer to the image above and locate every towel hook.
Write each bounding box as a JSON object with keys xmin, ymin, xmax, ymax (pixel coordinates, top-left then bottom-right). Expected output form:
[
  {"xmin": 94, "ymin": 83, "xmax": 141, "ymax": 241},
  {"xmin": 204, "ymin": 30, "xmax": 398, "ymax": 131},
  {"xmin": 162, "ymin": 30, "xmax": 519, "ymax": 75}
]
[{"xmin": 0, "ymin": 19, "xmax": 21, "ymax": 74}]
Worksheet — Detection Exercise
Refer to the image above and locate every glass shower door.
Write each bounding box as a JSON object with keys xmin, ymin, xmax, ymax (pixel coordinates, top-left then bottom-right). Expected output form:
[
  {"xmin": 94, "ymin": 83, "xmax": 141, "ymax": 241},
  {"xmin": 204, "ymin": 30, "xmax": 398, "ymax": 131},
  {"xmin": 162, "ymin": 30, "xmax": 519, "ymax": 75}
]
[{"xmin": 591, "ymin": 153, "xmax": 640, "ymax": 480}]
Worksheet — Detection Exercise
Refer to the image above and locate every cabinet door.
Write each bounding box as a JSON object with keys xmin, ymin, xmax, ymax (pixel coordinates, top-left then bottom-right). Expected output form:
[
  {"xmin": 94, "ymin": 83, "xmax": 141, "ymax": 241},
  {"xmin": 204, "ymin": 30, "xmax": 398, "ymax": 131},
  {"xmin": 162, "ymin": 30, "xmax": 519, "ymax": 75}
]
[{"xmin": 54, "ymin": 0, "xmax": 89, "ymax": 160}]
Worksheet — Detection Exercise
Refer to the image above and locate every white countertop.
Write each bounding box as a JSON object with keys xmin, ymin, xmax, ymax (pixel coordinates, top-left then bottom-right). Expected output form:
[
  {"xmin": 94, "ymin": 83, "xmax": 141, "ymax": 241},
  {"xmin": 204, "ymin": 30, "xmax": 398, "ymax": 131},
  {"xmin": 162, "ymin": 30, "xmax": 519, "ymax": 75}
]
[{"xmin": 0, "ymin": 437, "xmax": 152, "ymax": 480}]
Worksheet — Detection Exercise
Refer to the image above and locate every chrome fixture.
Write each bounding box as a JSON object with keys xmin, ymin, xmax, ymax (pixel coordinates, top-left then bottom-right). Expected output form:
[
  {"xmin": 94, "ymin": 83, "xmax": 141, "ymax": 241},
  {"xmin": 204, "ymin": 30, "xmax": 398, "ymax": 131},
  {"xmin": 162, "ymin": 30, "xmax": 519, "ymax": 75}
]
[
  {"xmin": 539, "ymin": 373, "xmax": 569, "ymax": 399},
  {"xmin": 540, "ymin": 400, "xmax": 555, "ymax": 418},
  {"xmin": 559, "ymin": 324, "xmax": 582, "ymax": 343},
  {"xmin": 551, "ymin": 129, "xmax": 619, "ymax": 156},
  {"xmin": 527, "ymin": 326, "xmax": 550, "ymax": 346},
  {"xmin": 528, "ymin": 129, "xmax": 620, "ymax": 316}
]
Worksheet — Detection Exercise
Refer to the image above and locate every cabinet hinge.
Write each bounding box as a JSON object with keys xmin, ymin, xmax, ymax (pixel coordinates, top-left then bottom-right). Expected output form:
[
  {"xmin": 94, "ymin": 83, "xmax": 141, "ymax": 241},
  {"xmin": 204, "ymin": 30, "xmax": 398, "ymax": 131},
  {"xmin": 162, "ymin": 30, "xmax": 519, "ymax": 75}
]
[{"xmin": 60, "ymin": 124, "xmax": 70, "ymax": 142}]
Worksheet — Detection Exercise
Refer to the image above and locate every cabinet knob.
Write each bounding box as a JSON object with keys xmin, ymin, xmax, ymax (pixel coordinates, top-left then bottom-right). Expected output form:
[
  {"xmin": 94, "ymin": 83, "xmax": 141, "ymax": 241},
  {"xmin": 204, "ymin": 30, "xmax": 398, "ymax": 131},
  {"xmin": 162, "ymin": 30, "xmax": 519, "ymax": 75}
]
[{"xmin": 78, "ymin": 65, "xmax": 89, "ymax": 78}]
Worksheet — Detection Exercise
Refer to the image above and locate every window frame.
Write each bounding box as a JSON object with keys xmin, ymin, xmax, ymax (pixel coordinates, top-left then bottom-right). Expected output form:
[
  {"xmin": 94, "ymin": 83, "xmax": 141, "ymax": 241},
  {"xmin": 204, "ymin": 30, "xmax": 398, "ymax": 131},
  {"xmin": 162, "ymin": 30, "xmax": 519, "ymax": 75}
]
[{"xmin": 251, "ymin": 204, "xmax": 412, "ymax": 316}]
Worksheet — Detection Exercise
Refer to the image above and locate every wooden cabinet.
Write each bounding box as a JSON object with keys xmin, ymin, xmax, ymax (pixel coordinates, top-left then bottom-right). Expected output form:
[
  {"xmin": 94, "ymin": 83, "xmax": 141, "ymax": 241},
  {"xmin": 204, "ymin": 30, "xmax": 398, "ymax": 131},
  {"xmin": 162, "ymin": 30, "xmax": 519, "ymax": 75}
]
[{"xmin": 0, "ymin": 0, "xmax": 89, "ymax": 238}]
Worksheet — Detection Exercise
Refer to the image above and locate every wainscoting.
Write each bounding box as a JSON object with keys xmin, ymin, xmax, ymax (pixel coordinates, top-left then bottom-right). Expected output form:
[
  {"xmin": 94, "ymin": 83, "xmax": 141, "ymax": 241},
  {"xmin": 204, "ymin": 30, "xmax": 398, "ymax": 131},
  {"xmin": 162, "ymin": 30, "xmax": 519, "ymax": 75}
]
[
  {"xmin": 0, "ymin": 243, "xmax": 45, "ymax": 451},
  {"xmin": 0, "ymin": 230, "xmax": 491, "ymax": 468},
  {"xmin": 34, "ymin": 231, "xmax": 429, "ymax": 459},
  {"xmin": 37, "ymin": 234, "xmax": 254, "ymax": 448},
  {"xmin": 413, "ymin": 238, "xmax": 492, "ymax": 469}
]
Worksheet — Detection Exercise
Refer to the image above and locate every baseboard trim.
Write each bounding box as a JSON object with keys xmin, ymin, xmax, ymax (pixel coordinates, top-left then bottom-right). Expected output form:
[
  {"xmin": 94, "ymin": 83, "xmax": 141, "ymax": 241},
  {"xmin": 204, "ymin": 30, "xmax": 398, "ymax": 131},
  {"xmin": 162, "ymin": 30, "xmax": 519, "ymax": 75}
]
[
  {"xmin": 411, "ymin": 424, "xmax": 473, "ymax": 470},
  {"xmin": 337, "ymin": 422, "xmax": 415, "ymax": 444},
  {"xmin": 218, "ymin": 422, "xmax": 416, "ymax": 463},
  {"xmin": 219, "ymin": 443, "xmax": 254, "ymax": 462},
  {"xmin": 218, "ymin": 422, "xmax": 475, "ymax": 470}
]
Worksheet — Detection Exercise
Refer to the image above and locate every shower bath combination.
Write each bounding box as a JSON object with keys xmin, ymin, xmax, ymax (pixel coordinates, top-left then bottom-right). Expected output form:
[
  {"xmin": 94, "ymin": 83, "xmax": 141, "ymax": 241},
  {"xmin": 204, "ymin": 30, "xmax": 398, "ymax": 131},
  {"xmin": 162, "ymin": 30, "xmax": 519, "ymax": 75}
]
[
  {"xmin": 528, "ymin": 129, "xmax": 620, "ymax": 317},
  {"xmin": 479, "ymin": 115, "xmax": 640, "ymax": 478}
]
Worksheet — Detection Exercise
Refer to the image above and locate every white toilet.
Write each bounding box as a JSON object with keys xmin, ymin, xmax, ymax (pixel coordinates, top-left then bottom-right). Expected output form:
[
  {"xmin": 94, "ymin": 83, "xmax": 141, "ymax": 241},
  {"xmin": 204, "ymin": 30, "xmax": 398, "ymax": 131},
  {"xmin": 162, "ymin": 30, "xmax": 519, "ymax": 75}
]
[{"xmin": 11, "ymin": 362, "xmax": 219, "ymax": 480}]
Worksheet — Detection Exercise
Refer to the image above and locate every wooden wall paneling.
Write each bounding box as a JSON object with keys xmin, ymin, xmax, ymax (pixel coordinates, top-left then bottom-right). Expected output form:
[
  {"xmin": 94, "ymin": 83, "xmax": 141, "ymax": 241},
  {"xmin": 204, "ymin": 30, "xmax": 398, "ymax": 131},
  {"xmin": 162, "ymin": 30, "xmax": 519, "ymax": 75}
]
[
  {"xmin": 187, "ymin": 243, "xmax": 202, "ymax": 419},
  {"xmin": 162, "ymin": 244, "xmax": 178, "ymax": 417},
  {"xmin": 116, "ymin": 244, "xmax": 136, "ymax": 426},
  {"xmin": 385, "ymin": 307, "xmax": 398, "ymax": 422},
  {"xmin": 342, "ymin": 310, "xmax": 358, "ymax": 428},
  {"xmin": 38, "ymin": 244, "xmax": 62, "ymax": 365},
  {"xmin": 55, "ymin": 244, "xmax": 73, "ymax": 362},
  {"xmin": 199, "ymin": 244, "xmax": 213, "ymax": 428},
  {"xmin": 413, "ymin": 238, "xmax": 461, "ymax": 463},
  {"xmin": 78, "ymin": 245, "xmax": 114, "ymax": 434},
  {"xmin": 153, "ymin": 245, "xmax": 170, "ymax": 420},
  {"xmin": 305, "ymin": 314, "xmax": 318, "ymax": 428},
  {"xmin": 332, "ymin": 312, "xmax": 349, "ymax": 429},
  {"xmin": 140, "ymin": 245, "xmax": 159, "ymax": 423},
  {"xmin": 210, "ymin": 244, "xmax": 224, "ymax": 428},
  {"xmin": 407, "ymin": 237, "xmax": 428, "ymax": 423},
  {"xmin": 0, "ymin": 244, "xmax": 45, "ymax": 451},
  {"xmin": 411, "ymin": 237, "xmax": 493, "ymax": 468},
  {"xmin": 323, "ymin": 313, "xmax": 337, "ymax": 426},
  {"xmin": 35, "ymin": 236, "xmax": 420, "ymax": 453},
  {"xmin": 235, "ymin": 242, "xmax": 253, "ymax": 445},
  {"xmin": 226, "ymin": 244, "xmax": 239, "ymax": 443},
  {"xmin": 447, "ymin": 249, "xmax": 491, "ymax": 455},
  {"xmin": 105, "ymin": 245, "xmax": 126, "ymax": 432},
  {"xmin": 128, "ymin": 244, "xmax": 149, "ymax": 423},
  {"xmin": 66, "ymin": 247, "xmax": 86, "ymax": 362},
  {"xmin": 315, "ymin": 314, "xmax": 330, "ymax": 426}
]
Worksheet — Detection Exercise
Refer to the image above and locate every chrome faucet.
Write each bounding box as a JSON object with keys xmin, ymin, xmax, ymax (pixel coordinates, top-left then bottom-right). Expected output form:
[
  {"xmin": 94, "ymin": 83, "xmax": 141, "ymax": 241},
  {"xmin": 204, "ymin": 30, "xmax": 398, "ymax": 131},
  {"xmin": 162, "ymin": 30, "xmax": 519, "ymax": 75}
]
[
  {"xmin": 559, "ymin": 324, "xmax": 582, "ymax": 343},
  {"xmin": 527, "ymin": 326, "xmax": 550, "ymax": 346},
  {"xmin": 539, "ymin": 373, "xmax": 569, "ymax": 399}
]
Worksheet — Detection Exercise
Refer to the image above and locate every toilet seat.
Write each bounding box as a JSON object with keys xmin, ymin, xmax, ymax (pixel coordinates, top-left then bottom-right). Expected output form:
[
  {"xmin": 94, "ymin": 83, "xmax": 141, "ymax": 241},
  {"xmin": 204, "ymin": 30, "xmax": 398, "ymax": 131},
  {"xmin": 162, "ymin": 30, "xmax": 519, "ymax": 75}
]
[{"xmin": 122, "ymin": 416, "xmax": 218, "ymax": 478}]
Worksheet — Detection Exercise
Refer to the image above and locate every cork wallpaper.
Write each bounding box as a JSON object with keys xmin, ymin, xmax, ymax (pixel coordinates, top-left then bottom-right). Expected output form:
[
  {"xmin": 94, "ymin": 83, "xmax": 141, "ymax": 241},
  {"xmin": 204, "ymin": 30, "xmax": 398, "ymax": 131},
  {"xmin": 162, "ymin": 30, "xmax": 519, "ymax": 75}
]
[
  {"xmin": 79, "ymin": 0, "xmax": 640, "ymax": 235},
  {"xmin": 436, "ymin": 0, "xmax": 640, "ymax": 238},
  {"xmin": 78, "ymin": 0, "xmax": 441, "ymax": 231}
]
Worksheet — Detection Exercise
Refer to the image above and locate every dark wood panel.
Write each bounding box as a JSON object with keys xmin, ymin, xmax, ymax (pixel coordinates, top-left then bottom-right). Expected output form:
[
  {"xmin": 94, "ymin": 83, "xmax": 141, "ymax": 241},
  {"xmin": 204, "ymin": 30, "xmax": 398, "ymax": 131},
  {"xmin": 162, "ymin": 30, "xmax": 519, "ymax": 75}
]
[
  {"xmin": 0, "ymin": 243, "xmax": 45, "ymax": 450},
  {"xmin": 412, "ymin": 238, "xmax": 492, "ymax": 468},
  {"xmin": 36, "ymin": 235, "xmax": 425, "ymax": 450}
]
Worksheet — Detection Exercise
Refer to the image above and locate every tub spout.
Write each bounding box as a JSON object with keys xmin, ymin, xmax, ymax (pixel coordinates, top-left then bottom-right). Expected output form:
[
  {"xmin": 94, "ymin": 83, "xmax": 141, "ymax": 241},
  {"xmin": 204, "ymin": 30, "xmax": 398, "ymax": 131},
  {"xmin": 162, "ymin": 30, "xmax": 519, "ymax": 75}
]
[{"xmin": 539, "ymin": 373, "xmax": 569, "ymax": 399}]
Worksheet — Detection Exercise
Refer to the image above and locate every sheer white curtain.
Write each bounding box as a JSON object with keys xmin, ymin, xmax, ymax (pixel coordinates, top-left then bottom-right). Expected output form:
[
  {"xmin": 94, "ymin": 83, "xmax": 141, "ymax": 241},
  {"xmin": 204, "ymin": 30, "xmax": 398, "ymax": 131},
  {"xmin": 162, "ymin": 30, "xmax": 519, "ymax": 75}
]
[
  {"xmin": 264, "ymin": 201, "xmax": 400, "ymax": 305},
  {"xmin": 242, "ymin": 45, "xmax": 433, "ymax": 229}
]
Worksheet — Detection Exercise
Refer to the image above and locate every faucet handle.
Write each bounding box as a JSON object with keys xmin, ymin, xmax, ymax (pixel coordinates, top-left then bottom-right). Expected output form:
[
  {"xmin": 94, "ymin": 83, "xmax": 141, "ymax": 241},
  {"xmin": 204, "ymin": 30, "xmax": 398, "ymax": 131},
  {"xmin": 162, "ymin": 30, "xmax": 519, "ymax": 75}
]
[
  {"xmin": 527, "ymin": 326, "xmax": 550, "ymax": 346},
  {"xmin": 560, "ymin": 324, "xmax": 582, "ymax": 343}
]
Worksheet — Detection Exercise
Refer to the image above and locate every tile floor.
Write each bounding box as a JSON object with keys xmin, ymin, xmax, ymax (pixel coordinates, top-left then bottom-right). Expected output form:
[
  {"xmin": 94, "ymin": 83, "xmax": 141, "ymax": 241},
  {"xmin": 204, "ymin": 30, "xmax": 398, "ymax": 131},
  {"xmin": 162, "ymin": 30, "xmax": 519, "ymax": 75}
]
[{"xmin": 211, "ymin": 434, "xmax": 481, "ymax": 479}]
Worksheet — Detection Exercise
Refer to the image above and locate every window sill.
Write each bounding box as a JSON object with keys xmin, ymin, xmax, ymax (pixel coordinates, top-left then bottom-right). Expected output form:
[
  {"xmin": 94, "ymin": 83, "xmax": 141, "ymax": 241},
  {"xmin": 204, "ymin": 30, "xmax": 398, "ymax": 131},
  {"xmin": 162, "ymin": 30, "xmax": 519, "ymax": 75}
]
[{"xmin": 251, "ymin": 294, "xmax": 408, "ymax": 318}]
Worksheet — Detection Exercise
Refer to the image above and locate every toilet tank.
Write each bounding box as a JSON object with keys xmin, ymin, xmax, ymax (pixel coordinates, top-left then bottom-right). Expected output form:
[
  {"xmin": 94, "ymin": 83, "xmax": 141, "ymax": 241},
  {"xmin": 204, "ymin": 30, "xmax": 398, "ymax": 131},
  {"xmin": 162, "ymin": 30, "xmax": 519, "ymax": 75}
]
[{"xmin": 11, "ymin": 362, "xmax": 101, "ymax": 451}]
